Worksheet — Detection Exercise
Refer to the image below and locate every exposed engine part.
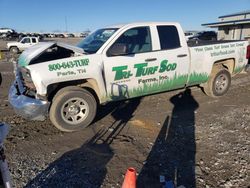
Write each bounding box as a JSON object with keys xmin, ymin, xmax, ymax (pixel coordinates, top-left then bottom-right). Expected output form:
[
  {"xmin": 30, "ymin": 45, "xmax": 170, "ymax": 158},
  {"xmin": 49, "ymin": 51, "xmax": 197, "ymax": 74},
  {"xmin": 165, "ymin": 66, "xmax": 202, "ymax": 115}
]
[{"xmin": 30, "ymin": 46, "xmax": 74, "ymax": 65}]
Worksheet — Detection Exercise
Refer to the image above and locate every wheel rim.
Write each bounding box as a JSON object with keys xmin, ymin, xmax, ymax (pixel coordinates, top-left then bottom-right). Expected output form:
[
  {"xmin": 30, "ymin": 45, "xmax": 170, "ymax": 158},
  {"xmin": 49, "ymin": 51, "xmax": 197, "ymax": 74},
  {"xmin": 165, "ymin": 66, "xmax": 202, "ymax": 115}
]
[
  {"xmin": 214, "ymin": 73, "xmax": 229, "ymax": 94},
  {"xmin": 61, "ymin": 97, "xmax": 89, "ymax": 125},
  {"xmin": 11, "ymin": 48, "xmax": 17, "ymax": 53}
]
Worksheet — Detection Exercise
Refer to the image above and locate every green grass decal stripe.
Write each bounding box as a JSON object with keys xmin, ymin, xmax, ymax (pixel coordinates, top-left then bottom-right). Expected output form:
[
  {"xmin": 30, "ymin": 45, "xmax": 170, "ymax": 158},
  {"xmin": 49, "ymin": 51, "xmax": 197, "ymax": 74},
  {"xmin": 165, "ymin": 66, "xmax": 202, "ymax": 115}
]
[
  {"xmin": 106, "ymin": 72, "xmax": 209, "ymax": 101},
  {"xmin": 187, "ymin": 72, "xmax": 209, "ymax": 85},
  {"xmin": 234, "ymin": 66, "xmax": 245, "ymax": 74}
]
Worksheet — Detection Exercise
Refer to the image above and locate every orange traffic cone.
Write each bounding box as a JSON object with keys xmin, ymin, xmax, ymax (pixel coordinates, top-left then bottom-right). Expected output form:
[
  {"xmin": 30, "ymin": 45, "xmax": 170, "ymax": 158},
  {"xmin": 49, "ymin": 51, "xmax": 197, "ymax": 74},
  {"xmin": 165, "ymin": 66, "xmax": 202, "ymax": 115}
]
[{"xmin": 122, "ymin": 167, "xmax": 136, "ymax": 188}]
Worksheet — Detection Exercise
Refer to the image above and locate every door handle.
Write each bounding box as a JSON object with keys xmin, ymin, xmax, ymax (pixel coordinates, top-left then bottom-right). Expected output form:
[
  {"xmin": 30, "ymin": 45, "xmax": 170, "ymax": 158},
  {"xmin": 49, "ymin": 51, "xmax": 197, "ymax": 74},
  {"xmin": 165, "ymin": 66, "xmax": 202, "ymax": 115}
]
[
  {"xmin": 177, "ymin": 54, "xmax": 187, "ymax": 58},
  {"xmin": 145, "ymin": 58, "xmax": 157, "ymax": 62}
]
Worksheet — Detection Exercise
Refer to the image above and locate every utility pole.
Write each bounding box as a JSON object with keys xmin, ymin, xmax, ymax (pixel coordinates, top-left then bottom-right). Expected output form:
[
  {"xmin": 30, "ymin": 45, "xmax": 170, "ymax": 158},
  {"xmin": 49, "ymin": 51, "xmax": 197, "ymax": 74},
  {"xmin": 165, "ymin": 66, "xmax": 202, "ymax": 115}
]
[{"xmin": 65, "ymin": 16, "xmax": 68, "ymax": 33}]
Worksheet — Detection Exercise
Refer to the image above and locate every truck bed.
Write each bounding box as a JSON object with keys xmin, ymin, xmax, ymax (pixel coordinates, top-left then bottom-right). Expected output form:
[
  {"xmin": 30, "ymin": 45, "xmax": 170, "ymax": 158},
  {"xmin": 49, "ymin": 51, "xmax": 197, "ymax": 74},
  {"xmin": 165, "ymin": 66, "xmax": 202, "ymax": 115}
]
[{"xmin": 187, "ymin": 40, "xmax": 243, "ymax": 47}]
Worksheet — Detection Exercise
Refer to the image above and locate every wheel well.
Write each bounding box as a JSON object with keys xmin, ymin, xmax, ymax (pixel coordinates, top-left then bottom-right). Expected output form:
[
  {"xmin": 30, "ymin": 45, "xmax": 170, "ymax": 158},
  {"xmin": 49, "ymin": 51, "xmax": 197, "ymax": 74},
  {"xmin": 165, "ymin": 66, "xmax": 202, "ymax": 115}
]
[
  {"xmin": 9, "ymin": 46, "xmax": 18, "ymax": 50},
  {"xmin": 47, "ymin": 79, "xmax": 101, "ymax": 104},
  {"xmin": 213, "ymin": 58, "xmax": 235, "ymax": 74}
]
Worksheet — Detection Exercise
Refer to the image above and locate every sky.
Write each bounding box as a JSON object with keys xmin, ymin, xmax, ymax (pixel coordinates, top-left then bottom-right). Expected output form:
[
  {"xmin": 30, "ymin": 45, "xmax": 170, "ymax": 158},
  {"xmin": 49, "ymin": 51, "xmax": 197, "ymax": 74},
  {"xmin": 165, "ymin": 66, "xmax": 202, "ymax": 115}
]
[{"xmin": 0, "ymin": 0, "xmax": 249, "ymax": 33}]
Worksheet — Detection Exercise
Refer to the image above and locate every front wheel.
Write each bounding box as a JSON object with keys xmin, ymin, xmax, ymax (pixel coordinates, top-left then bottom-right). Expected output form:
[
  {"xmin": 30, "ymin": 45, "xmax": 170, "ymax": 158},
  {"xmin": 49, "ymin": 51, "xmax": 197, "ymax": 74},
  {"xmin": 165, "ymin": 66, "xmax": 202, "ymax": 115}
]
[
  {"xmin": 203, "ymin": 69, "xmax": 231, "ymax": 97},
  {"xmin": 9, "ymin": 46, "xmax": 19, "ymax": 54},
  {"xmin": 50, "ymin": 88, "xmax": 97, "ymax": 132}
]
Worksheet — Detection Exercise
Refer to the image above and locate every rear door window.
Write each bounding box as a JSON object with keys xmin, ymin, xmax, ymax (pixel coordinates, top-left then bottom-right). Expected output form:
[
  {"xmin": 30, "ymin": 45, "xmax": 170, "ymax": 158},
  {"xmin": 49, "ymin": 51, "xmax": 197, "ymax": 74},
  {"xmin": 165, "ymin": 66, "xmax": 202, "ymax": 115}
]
[
  {"xmin": 32, "ymin": 38, "xmax": 36, "ymax": 43},
  {"xmin": 157, "ymin": 26, "xmax": 181, "ymax": 50}
]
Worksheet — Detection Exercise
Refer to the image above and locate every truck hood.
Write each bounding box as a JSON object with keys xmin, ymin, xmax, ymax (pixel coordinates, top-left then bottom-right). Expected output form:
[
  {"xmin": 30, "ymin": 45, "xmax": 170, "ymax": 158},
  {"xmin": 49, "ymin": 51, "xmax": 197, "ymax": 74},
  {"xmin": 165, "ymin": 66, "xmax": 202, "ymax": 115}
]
[
  {"xmin": 7, "ymin": 41, "xmax": 19, "ymax": 46},
  {"xmin": 18, "ymin": 42, "xmax": 85, "ymax": 67}
]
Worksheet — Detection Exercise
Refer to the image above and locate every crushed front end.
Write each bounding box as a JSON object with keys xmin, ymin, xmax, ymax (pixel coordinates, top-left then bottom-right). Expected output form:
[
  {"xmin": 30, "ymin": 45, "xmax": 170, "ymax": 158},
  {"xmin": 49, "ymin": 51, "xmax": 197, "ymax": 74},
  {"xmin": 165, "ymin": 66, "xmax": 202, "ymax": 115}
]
[
  {"xmin": 8, "ymin": 42, "xmax": 85, "ymax": 121},
  {"xmin": 8, "ymin": 65, "xmax": 49, "ymax": 121}
]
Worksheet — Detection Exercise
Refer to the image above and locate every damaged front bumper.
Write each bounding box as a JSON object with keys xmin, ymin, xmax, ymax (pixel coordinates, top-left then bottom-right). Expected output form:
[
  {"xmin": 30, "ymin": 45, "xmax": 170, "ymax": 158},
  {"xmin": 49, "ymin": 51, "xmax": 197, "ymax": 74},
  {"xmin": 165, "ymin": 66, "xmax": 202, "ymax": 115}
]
[{"xmin": 8, "ymin": 76, "xmax": 50, "ymax": 121}]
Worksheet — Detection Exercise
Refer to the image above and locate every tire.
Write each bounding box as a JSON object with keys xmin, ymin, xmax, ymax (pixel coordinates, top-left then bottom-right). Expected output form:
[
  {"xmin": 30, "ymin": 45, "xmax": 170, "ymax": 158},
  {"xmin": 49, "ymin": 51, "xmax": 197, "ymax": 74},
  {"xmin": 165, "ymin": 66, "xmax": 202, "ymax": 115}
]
[
  {"xmin": 9, "ymin": 46, "xmax": 19, "ymax": 54},
  {"xmin": 49, "ymin": 87, "xmax": 97, "ymax": 132},
  {"xmin": 203, "ymin": 68, "xmax": 231, "ymax": 97}
]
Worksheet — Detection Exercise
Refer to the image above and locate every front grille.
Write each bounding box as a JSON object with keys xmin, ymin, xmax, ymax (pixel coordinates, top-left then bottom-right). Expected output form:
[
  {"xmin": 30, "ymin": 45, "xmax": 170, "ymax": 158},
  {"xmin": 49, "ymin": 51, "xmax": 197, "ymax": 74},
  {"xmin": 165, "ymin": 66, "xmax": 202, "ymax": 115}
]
[
  {"xmin": 13, "ymin": 65, "xmax": 38, "ymax": 98},
  {"xmin": 16, "ymin": 70, "xmax": 26, "ymax": 95}
]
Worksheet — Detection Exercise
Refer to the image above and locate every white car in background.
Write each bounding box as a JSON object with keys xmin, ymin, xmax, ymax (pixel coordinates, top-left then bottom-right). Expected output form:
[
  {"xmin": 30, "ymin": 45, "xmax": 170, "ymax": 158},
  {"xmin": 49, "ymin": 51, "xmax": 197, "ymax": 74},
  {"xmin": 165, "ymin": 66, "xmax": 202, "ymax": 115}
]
[
  {"xmin": 0, "ymin": 28, "xmax": 15, "ymax": 39},
  {"xmin": 48, "ymin": 33, "xmax": 55, "ymax": 38},
  {"xmin": 185, "ymin": 31, "xmax": 198, "ymax": 40},
  {"xmin": 7, "ymin": 37, "xmax": 40, "ymax": 53},
  {"xmin": 0, "ymin": 28, "xmax": 14, "ymax": 34}
]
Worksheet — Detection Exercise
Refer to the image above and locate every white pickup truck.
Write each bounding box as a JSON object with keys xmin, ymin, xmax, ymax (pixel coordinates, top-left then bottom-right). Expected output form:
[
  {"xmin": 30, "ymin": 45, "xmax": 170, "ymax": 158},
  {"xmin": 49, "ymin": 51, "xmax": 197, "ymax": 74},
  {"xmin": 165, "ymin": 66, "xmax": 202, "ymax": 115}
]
[
  {"xmin": 9, "ymin": 22, "xmax": 250, "ymax": 132},
  {"xmin": 7, "ymin": 37, "xmax": 39, "ymax": 53}
]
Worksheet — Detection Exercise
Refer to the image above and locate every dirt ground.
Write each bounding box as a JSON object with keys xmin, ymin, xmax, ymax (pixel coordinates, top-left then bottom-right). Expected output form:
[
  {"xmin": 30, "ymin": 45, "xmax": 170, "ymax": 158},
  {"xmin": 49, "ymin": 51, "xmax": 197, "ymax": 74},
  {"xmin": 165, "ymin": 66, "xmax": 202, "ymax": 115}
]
[{"xmin": 0, "ymin": 39, "xmax": 249, "ymax": 188}]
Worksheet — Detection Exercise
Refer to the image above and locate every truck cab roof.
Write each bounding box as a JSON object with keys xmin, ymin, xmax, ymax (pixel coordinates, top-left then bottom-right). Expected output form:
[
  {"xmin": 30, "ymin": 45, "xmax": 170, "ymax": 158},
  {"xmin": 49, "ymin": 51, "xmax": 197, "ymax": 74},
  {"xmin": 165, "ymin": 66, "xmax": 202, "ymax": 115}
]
[{"xmin": 105, "ymin": 22, "xmax": 180, "ymax": 29}]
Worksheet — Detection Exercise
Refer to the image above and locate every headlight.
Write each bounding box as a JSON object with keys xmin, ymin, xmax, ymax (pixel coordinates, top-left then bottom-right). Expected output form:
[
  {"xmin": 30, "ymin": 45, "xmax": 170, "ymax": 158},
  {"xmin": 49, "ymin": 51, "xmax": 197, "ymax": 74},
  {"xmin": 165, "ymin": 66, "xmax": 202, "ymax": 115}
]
[{"xmin": 19, "ymin": 67, "xmax": 36, "ymax": 90}]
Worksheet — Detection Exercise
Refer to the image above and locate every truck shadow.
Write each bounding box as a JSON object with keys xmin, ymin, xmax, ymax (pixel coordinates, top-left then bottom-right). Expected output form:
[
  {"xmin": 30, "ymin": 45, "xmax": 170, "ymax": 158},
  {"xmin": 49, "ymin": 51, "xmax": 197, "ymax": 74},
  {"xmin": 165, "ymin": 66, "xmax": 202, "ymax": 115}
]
[
  {"xmin": 137, "ymin": 88, "xmax": 199, "ymax": 188},
  {"xmin": 25, "ymin": 98, "xmax": 141, "ymax": 188}
]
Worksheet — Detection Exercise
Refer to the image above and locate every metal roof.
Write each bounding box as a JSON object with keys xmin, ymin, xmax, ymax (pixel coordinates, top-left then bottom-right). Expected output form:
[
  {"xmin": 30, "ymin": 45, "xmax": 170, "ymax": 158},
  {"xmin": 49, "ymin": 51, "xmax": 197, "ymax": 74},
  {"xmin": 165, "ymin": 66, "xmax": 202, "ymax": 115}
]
[
  {"xmin": 202, "ymin": 18, "xmax": 250, "ymax": 28},
  {"xmin": 219, "ymin": 10, "xmax": 250, "ymax": 18}
]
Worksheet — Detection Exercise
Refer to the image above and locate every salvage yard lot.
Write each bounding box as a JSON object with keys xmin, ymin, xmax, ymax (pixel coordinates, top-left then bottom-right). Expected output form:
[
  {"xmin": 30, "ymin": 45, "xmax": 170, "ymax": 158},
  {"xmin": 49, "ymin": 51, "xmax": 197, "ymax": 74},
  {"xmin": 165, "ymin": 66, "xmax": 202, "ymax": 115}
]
[
  {"xmin": 0, "ymin": 39, "xmax": 249, "ymax": 187},
  {"xmin": 0, "ymin": 37, "xmax": 81, "ymax": 51}
]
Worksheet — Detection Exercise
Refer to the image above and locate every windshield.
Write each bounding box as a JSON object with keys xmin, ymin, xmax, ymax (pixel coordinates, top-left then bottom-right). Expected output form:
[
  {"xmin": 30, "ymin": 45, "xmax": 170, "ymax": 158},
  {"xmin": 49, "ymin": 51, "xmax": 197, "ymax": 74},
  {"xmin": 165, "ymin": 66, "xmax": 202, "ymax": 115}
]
[{"xmin": 77, "ymin": 28, "xmax": 118, "ymax": 54}]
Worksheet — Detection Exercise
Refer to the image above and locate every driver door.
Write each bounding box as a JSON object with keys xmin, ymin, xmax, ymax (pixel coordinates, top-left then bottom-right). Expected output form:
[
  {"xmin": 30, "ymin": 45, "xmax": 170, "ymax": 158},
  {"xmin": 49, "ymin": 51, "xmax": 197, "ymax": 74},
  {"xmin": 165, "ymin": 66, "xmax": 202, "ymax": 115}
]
[
  {"xmin": 102, "ymin": 25, "xmax": 189, "ymax": 102},
  {"xmin": 20, "ymin": 37, "xmax": 32, "ymax": 50},
  {"xmin": 102, "ymin": 26, "xmax": 161, "ymax": 101}
]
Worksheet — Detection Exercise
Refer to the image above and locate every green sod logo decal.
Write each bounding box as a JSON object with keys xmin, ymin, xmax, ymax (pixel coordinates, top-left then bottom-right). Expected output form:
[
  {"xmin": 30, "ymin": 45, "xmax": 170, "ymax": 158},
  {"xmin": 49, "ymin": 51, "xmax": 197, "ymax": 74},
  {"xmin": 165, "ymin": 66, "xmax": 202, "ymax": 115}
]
[{"xmin": 112, "ymin": 60, "xmax": 177, "ymax": 81}]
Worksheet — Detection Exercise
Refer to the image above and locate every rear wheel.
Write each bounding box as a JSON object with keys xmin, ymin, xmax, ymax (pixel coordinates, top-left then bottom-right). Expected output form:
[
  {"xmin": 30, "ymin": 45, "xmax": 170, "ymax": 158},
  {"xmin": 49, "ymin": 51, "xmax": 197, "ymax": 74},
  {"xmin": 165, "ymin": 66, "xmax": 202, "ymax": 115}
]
[
  {"xmin": 203, "ymin": 68, "xmax": 231, "ymax": 97},
  {"xmin": 49, "ymin": 87, "xmax": 97, "ymax": 132}
]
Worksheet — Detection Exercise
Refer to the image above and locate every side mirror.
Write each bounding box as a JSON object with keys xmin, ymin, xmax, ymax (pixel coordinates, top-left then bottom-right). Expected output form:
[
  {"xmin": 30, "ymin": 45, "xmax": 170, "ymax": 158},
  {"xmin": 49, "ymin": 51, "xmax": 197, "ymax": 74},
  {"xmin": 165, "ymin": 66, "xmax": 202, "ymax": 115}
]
[{"xmin": 107, "ymin": 43, "xmax": 127, "ymax": 56}]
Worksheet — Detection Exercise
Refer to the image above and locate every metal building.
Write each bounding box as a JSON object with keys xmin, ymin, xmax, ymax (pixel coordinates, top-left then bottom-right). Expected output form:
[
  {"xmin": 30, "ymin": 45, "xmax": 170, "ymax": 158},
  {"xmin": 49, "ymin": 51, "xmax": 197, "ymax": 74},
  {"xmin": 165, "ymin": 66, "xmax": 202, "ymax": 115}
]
[{"xmin": 202, "ymin": 10, "xmax": 250, "ymax": 41}]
